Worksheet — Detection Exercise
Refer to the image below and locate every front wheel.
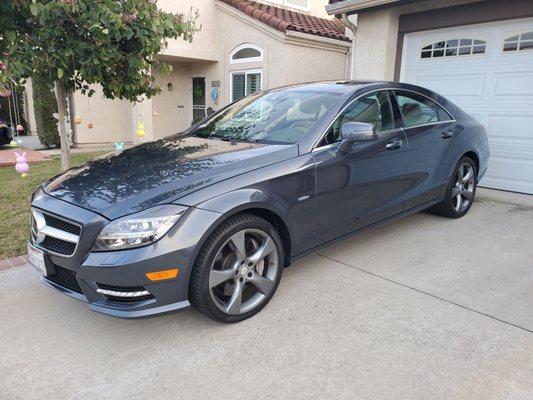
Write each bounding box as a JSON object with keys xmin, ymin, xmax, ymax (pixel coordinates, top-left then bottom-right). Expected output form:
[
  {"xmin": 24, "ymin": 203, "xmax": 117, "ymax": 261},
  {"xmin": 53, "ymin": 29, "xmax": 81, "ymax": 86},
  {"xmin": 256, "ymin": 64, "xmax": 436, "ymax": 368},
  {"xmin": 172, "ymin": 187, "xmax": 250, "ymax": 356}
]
[
  {"xmin": 189, "ymin": 214, "xmax": 283, "ymax": 323},
  {"xmin": 430, "ymin": 156, "xmax": 477, "ymax": 218}
]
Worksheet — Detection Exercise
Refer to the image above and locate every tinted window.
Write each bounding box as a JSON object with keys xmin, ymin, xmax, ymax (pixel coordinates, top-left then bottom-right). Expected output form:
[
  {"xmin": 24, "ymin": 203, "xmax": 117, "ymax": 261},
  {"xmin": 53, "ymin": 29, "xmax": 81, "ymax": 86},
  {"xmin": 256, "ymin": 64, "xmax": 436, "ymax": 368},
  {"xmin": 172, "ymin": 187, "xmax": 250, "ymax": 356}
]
[
  {"xmin": 319, "ymin": 91, "xmax": 394, "ymax": 146},
  {"xmin": 395, "ymin": 91, "xmax": 452, "ymax": 128}
]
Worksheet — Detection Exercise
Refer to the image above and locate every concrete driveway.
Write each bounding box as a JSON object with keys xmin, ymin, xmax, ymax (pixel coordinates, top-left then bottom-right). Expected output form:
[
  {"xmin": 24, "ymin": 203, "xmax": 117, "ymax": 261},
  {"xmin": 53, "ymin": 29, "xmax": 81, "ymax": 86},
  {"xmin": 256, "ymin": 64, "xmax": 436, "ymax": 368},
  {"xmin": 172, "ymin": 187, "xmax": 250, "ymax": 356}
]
[{"xmin": 1, "ymin": 190, "xmax": 532, "ymax": 400}]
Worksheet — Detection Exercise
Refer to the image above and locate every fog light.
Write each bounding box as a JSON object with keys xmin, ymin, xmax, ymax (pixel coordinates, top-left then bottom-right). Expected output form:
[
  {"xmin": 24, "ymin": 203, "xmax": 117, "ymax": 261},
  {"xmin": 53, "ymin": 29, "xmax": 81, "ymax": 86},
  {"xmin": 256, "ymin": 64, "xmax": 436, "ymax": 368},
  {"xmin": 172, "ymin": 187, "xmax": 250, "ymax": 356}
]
[{"xmin": 146, "ymin": 268, "xmax": 179, "ymax": 281}]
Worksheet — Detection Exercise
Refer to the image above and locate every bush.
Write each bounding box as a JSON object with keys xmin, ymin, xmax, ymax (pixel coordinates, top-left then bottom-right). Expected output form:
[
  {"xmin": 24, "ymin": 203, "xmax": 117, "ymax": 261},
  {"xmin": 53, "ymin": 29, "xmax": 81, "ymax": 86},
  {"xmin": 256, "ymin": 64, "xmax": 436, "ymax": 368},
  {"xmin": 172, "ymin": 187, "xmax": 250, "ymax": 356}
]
[
  {"xmin": 32, "ymin": 76, "xmax": 59, "ymax": 148},
  {"xmin": 0, "ymin": 86, "xmax": 28, "ymax": 133}
]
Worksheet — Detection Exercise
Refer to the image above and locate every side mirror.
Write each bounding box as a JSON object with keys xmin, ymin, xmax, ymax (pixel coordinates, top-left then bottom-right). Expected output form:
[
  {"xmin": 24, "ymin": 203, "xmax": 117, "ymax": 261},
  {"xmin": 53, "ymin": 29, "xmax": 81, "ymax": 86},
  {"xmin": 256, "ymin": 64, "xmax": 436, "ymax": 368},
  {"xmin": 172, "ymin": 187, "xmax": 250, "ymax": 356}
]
[{"xmin": 338, "ymin": 122, "xmax": 377, "ymax": 152}]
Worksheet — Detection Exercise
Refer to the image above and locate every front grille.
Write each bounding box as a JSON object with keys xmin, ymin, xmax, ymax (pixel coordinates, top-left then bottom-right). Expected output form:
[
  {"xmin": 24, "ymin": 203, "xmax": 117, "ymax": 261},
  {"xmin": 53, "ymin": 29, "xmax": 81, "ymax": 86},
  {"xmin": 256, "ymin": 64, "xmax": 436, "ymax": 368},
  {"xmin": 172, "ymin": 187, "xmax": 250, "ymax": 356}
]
[
  {"xmin": 97, "ymin": 283, "xmax": 154, "ymax": 303},
  {"xmin": 42, "ymin": 236, "xmax": 77, "ymax": 255},
  {"xmin": 31, "ymin": 209, "xmax": 81, "ymax": 256},
  {"xmin": 43, "ymin": 214, "xmax": 81, "ymax": 235},
  {"xmin": 46, "ymin": 265, "xmax": 82, "ymax": 293}
]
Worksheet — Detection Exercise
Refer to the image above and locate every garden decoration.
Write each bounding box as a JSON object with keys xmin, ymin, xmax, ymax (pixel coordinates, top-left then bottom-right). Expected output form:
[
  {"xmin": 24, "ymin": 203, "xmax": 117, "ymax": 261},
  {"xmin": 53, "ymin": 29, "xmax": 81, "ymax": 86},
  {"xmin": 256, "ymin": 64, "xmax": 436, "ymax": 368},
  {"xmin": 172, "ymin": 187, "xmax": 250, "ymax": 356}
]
[
  {"xmin": 210, "ymin": 87, "xmax": 219, "ymax": 104},
  {"xmin": 14, "ymin": 151, "xmax": 30, "ymax": 178},
  {"xmin": 136, "ymin": 121, "xmax": 145, "ymax": 137},
  {"xmin": 87, "ymin": 122, "xmax": 93, "ymax": 129},
  {"xmin": 9, "ymin": 139, "xmax": 18, "ymax": 147},
  {"xmin": 73, "ymin": 114, "xmax": 82, "ymax": 124},
  {"xmin": 114, "ymin": 142, "xmax": 124, "ymax": 155},
  {"xmin": 16, "ymin": 124, "xmax": 24, "ymax": 133}
]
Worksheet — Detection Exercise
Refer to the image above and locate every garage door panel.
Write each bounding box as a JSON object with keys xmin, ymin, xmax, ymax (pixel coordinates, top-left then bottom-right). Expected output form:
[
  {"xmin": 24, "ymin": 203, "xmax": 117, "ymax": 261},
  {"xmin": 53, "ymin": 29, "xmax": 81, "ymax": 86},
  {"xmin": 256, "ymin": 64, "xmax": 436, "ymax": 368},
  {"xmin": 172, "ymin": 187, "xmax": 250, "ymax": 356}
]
[
  {"xmin": 401, "ymin": 18, "xmax": 533, "ymax": 194},
  {"xmin": 494, "ymin": 71, "xmax": 533, "ymax": 96},
  {"xmin": 410, "ymin": 73, "xmax": 486, "ymax": 98}
]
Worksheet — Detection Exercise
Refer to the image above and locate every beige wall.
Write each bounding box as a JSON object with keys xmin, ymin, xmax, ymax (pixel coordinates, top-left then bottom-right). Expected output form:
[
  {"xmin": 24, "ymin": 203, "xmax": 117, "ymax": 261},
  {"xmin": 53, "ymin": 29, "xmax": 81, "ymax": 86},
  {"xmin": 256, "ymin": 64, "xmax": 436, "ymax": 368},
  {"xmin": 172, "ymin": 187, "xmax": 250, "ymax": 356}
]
[
  {"xmin": 352, "ymin": 8, "xmax": 400, "ymax": 80},
  {"xmin": 283, "ymin": 41, "xmax": 348, "ymax": 84},
  {"xmin": 158, "ymin": 0, "xmax": 220, "ymax": 61},
  {"xmin": 23, "ymin": 79, "xmax": 37, "ymax": 135},
  {"xmin": 72, "ymin": 86, "xmax": 132, "ymax": 145}
]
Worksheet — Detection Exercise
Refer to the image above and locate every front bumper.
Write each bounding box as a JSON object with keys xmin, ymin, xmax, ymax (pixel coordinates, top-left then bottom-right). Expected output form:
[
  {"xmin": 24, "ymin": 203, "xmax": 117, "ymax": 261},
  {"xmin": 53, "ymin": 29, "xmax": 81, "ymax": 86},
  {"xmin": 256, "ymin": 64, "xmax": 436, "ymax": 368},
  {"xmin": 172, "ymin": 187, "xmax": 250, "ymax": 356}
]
[{"xmin": 31, "ymin": 192, "xmax": 222, "ymax": 318}]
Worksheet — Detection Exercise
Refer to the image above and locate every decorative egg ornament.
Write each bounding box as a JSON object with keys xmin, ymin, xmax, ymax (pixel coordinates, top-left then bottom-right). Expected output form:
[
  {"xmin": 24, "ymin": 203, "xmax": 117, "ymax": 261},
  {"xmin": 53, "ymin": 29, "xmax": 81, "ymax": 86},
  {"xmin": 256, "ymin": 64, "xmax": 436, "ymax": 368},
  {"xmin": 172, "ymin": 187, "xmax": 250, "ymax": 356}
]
[
  {"xmin": 136, "ymin": 121, "xmax": 145, "ymax": 137},
  {"xmin": 16, "ymin": 124, "xmax": 24, "ymax": 133},
  {"xmin": 9, "ymin": 140, "xmax": 17, "ymax": 147},
  {"xmin": 87, "ymin": 122, "xmax": 93, "ymax": 129},
  {"xmin": 21, "ymin": 173, "xmax": 29, "ymax": 178},
  {"xmin": 73, "ymin": 114, "xmax": 82, "ymax": 124}
]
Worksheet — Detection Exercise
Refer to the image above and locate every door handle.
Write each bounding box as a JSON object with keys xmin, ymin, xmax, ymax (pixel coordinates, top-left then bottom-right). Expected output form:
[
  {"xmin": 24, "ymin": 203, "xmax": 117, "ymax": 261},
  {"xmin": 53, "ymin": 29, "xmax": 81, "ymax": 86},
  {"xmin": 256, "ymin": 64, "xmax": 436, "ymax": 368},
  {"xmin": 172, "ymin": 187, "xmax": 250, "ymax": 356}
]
[
  {"xmin": 441, "ymin": 130, "xmax": 454, "ymax": 139},
  {"xmin": 386, "ymin": 140, "xmax": 403, "ymax": 151}
]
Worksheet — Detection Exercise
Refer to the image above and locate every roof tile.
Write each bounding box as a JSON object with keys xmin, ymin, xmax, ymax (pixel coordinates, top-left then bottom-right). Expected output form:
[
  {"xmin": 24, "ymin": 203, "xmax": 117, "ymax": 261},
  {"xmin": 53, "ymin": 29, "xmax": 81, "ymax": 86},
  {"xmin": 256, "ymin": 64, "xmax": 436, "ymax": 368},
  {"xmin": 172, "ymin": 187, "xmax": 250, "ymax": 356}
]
[{"xmin": 220, "ymin": 0, "xmax": 351, "ymax": 42}]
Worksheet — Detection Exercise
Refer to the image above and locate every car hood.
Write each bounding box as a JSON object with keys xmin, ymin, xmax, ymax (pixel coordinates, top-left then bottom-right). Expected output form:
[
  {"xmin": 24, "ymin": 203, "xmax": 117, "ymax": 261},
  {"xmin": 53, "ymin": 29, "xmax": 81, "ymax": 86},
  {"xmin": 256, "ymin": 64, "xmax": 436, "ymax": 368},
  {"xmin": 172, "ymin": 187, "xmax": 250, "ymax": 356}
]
[{"xmin": 43, "ymin": 136, "xmax": 298, "ymax": 219}]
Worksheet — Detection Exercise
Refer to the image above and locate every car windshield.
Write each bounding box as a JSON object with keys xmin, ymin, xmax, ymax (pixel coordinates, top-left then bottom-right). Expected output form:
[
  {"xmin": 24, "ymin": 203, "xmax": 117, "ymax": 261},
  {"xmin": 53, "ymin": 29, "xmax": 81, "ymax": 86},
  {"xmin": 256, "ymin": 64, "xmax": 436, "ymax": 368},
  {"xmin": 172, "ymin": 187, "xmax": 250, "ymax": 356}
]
[{"xmin": 191, "ymin": 90, "xmax": 341, "ymax": 144}]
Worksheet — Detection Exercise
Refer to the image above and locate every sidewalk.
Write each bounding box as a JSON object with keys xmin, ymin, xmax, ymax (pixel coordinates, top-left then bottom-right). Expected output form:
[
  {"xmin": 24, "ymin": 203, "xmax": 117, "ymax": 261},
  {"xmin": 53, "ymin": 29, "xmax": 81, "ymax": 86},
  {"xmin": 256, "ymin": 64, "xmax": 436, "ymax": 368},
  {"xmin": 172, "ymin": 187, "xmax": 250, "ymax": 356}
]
[
  {"xmin": 0, "ymin": 145, "xmax": 48, "ymax": 167},
  {"xmin": 0, "ymin": 255, "xmax": 27, "ymax": 272}
]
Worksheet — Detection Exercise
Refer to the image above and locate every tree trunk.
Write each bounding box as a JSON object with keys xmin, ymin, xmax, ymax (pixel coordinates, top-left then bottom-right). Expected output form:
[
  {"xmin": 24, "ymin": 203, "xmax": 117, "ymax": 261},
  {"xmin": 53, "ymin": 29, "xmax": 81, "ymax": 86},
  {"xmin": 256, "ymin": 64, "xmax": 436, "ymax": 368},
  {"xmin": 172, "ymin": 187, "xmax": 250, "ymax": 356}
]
[{"xmin": 54, "ymin": 80, "xmax": 70, "ymax": 171}]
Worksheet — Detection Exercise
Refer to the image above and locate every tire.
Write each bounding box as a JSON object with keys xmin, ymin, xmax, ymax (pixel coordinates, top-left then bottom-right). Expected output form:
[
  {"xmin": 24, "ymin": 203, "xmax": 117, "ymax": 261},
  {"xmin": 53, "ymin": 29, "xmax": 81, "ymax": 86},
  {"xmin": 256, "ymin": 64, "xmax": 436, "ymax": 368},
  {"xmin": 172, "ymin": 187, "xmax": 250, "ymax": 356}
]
[
  {"xmin": 430, "ymin": 156, "xmax": 477, "ymax": 218},
  {"xmin": 189, "ymin": 213, "xmax": 284, "ymax": 323}
]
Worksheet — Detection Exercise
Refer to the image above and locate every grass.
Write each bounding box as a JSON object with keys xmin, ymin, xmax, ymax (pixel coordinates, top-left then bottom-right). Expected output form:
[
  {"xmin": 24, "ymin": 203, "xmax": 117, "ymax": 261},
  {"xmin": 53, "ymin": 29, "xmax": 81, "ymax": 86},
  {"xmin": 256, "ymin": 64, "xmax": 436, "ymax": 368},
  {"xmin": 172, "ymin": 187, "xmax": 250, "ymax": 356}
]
[{"xmin": 0, "ymin": 151, "xmax": 108, "ymax": 259}]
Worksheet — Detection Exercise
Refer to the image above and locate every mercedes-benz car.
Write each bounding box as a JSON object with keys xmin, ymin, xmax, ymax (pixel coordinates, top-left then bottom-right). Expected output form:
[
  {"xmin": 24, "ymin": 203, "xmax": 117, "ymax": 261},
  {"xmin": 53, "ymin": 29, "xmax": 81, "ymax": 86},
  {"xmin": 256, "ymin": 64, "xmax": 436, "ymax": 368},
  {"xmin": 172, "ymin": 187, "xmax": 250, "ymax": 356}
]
[{"xmin": 28, "ymin": 81, "xmax": 490, "ymax": 322}]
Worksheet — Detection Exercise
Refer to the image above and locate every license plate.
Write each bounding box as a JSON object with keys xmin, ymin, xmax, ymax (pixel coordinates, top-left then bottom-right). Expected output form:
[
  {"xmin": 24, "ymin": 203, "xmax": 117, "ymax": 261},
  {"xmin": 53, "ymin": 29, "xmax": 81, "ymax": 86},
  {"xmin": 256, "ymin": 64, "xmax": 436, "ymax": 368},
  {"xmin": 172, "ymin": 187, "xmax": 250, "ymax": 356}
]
[{"xmin": 28, "ymin": 243, "xmax": 47, "ymax": 276}]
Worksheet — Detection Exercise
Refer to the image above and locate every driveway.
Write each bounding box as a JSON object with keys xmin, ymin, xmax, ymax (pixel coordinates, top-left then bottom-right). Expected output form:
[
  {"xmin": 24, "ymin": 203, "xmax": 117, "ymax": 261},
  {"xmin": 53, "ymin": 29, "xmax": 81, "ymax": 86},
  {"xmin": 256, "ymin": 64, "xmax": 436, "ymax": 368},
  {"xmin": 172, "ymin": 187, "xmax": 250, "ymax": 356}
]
[{"xmin": 1, "ymin": 190, "xmax": 532, "ymax": 400}]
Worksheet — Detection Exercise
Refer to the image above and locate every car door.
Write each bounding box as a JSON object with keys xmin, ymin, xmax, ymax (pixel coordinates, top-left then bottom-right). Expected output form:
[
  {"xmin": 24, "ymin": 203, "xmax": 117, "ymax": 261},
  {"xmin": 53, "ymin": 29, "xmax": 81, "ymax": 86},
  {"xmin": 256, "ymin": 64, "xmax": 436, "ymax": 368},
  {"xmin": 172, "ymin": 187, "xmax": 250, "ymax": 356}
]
[
  {"xmin": 392, "ymin": 90, "xmax": 463, "ymax": 210},
  {"xmin": 312, "ymin": 90, "xmax": 408, "ymax": 244}
]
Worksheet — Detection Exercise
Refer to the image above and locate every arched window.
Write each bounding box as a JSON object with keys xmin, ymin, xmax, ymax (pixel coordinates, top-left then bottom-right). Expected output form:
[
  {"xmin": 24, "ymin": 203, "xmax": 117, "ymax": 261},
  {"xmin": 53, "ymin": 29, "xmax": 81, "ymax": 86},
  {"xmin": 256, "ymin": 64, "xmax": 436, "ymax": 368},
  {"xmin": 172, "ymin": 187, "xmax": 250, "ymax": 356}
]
[
  {"xmin": 420, "ymin": 38, "xmax": 487, "ymax": 59},
  {"xmin": 503, "ymin": 31, "xmax": 533, "ymax": 52},
  {"xmin": 230, "ymin": 44, "xmax": 263, "ymax": 64}
]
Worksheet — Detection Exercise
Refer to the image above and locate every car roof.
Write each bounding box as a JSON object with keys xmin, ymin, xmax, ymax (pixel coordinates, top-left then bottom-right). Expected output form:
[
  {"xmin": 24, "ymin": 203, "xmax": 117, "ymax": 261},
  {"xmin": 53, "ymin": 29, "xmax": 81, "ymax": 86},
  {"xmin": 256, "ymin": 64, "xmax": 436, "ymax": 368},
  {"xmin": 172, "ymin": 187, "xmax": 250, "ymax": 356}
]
[{"xmin": 267, "ymin": 80, "xmax": 391, "ymax": 95}]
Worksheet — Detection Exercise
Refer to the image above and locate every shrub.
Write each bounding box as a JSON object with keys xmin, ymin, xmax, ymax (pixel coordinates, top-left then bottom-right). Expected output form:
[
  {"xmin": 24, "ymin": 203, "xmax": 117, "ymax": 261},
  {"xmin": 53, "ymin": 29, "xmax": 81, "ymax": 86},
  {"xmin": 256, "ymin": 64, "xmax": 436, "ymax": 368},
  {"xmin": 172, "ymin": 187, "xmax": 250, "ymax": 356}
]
[{"xmin": 32, "ymin": 76, "xmax": 59, "ymax": 148}]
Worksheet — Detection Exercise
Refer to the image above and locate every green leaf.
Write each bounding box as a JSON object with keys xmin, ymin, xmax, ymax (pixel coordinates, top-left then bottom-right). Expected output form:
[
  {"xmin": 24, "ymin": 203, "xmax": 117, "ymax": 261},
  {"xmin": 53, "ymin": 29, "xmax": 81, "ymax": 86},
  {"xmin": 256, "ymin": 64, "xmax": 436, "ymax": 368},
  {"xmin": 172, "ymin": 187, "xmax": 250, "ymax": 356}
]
[
  {"xmin": 6, "ymin": 31, "xmax": 15, "ymax": 43},
  {"xmin": 57, "ymin": 68, "xmax": 64, "ymax": 79},
  {"xmin": 29, "ymin": 3, "xmax": 39, "ymax": 16}
]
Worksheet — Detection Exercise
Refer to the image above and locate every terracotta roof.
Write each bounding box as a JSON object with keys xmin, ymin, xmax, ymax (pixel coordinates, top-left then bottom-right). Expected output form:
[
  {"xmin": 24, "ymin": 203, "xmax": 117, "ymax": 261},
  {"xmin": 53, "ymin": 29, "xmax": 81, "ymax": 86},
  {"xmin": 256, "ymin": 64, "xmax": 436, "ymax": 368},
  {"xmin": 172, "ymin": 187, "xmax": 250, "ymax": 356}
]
[{"xmin": 219, "ymin": 0, "xmax": 351, "ymax": 42}]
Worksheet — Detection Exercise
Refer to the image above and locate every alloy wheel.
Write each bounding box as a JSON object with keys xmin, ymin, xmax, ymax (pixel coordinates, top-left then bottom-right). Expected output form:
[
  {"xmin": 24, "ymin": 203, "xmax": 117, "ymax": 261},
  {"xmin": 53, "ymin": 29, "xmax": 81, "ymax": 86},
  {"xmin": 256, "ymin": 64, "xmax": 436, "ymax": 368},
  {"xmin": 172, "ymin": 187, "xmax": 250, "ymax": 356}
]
[
  {"xmin": 208, "ymin": 228, "xmax": 279, "ymax": 315},
  {"xmin": 452, "ymin": 162, "xmax": 475, "ymax": 212}
]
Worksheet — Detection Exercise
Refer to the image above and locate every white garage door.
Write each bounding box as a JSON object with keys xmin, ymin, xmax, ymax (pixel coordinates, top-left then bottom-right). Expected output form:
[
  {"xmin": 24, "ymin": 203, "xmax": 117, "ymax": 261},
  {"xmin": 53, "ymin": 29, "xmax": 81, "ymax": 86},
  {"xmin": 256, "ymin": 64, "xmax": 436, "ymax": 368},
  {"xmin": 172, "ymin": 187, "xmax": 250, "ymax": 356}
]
[{"xmin": 401, "ymin": 18, "xmax": 533, "ymax": 194}]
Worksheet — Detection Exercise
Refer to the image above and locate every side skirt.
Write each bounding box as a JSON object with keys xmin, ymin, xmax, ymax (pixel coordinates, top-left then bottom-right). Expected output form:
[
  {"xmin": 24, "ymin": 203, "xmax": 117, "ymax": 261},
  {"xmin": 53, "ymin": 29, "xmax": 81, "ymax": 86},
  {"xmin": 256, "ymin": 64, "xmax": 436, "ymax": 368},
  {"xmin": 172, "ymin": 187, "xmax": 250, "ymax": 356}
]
[{"xmin": 289, "ymin": 197, "xmax": 443, "ymax": 264}]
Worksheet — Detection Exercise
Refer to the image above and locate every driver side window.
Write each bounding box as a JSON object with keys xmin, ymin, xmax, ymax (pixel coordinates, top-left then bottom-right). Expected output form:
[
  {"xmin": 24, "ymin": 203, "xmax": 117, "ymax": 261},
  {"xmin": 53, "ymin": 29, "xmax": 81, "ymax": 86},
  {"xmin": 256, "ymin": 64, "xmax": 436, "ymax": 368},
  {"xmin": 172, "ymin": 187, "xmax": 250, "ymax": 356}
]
[{"xmin": 319, "ymin": 91, "xmax": 394, "ymax": 146}]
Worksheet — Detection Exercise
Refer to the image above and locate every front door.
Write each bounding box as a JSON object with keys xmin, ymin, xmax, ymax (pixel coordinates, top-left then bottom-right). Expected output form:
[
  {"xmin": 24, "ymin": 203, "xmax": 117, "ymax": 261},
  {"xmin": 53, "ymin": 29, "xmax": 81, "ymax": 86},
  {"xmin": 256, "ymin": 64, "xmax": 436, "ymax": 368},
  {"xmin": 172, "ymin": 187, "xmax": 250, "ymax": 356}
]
[
  {"xmin": 192, "ymin": 77, "xmax": 206, "ymax": 124},
  {"xmin": 313, "ymin": 90, "xmax": 408, "ymax": 244}
]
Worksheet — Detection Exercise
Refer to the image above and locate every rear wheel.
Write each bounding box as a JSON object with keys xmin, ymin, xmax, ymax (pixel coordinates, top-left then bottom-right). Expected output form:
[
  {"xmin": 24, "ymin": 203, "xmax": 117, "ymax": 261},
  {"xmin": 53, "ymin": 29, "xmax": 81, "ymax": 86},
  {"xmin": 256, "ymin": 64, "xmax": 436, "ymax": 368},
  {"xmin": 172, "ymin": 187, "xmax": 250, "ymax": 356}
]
[
  {"xmin": 430, "ymin": 156, "xmax": 477, "ymax": 218},
  {"xmin": 189, "ymin": 214, "xmax": 283, "ymax": 323}
]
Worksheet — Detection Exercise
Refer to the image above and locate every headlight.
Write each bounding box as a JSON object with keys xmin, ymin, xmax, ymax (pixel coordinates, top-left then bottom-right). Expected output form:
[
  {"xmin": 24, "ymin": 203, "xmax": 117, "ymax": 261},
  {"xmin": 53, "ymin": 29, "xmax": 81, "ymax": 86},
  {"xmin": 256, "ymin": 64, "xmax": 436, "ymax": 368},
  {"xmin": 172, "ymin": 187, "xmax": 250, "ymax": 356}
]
[{"xmin": 93, "ymin": 205, "xmax": 187, "ymax": 251}]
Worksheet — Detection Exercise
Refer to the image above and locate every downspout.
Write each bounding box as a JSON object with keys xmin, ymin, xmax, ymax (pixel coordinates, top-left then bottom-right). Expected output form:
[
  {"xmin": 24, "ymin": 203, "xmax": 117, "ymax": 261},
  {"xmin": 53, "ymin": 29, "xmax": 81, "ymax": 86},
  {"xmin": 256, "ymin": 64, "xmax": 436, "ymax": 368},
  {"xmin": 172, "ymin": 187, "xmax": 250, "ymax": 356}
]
[{"xmin": 342, "ymin": 13, "xmax": 357, "ymax": 79}]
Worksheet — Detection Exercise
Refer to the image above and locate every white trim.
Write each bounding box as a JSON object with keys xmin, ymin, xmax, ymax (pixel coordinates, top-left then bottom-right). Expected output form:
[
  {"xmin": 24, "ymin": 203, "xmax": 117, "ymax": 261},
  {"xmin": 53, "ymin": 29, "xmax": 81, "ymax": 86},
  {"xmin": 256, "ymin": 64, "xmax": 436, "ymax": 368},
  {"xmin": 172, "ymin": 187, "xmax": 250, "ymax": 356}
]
[
  {"xmin": 326, "ymin": 0, "xmax": 399, "ymax": 15},
  {"xmin": 230, "ymin": 43, "xmax": 264, "ymax": 64},
  {"xmin": 266, "ymin": 0, "xmax": 309, "ymax": 12},
  {"xmin": 230, "ymin": 69, "xmax": 263, "ymax": 102}
]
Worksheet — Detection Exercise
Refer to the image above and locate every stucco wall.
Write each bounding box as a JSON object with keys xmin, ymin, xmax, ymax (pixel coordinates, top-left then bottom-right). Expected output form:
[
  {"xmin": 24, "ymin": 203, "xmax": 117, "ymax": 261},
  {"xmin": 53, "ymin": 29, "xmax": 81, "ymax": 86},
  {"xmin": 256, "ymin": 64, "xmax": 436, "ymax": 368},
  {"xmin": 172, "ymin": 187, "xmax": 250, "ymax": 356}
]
[
  {"xmin": 283, "ymin": 41, "xmax": 347, "ymax": 84},
  {"xmin": 352, "ymin": 8, "xmax": 400, "ymax": 80},
  {"xmin": 158, "ymin": 0, "xmax": 220, "ymax": 62},
  {"xmin": 72, "ymin": 86, "xmax": 132, "ymax": 145}
]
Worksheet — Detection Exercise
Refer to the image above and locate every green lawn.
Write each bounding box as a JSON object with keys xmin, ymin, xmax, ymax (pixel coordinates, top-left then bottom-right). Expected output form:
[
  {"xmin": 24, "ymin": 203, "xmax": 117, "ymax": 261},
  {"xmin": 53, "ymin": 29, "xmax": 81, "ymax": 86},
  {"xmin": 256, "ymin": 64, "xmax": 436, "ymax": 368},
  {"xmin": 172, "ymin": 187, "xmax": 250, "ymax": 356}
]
[{"xmin": 0, "ymin": 151, "xmax": 108, "ymax": 259}]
